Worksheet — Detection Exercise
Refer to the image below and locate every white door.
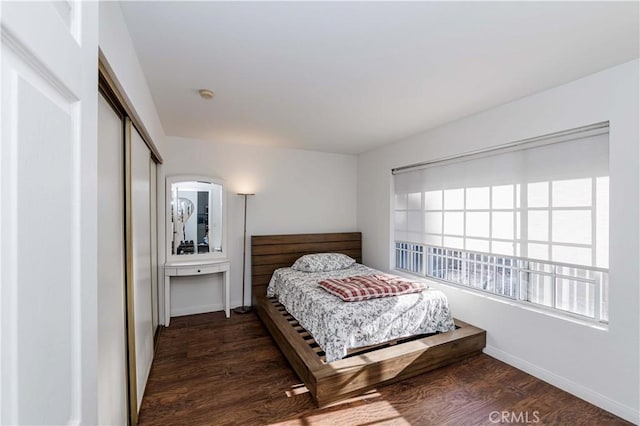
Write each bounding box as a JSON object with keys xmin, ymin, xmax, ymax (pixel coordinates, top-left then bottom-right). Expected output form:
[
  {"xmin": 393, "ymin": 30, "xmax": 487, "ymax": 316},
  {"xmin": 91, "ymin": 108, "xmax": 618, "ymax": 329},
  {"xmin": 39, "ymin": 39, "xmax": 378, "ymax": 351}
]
[
  {"xmin": 1, "ymin": 2, "xmax": 99, "ymax": 425},
  {"xmin": 131, "ymin": 125, "xmax": 154, "ymax": 410},
  {"xmin": 97, "ymin": 93, "xmax": 127, "ymax": 425},
  {"xmin": 151, "ymin": 161, "xmax": 159, "ymax": 332}
]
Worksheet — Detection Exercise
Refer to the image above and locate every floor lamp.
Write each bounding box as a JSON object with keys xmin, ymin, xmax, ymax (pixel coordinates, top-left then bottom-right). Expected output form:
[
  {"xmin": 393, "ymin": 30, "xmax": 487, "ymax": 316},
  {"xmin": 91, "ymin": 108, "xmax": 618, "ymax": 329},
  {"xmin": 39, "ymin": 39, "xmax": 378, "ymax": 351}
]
[{"xmin": 234, "ymin": 193, "xmax": 254, "ymax": 314}]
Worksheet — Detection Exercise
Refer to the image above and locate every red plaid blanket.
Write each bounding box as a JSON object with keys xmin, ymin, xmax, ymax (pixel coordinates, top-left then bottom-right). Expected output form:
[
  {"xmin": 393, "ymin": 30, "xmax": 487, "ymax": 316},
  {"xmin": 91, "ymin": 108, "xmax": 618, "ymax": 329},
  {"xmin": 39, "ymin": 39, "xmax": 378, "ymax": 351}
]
[{"xmin": 318, "ymin": 274, "xmax": 428, "ymax": 302}]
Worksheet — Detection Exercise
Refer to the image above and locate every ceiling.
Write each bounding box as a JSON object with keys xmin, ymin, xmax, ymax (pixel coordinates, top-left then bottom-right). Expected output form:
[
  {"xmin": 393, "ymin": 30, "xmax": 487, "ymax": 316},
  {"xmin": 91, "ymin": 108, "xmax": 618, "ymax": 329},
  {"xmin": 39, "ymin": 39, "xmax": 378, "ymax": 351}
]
[{"xmin": 120, "ymin": 1, "xmax": 639, "ymax": 155}]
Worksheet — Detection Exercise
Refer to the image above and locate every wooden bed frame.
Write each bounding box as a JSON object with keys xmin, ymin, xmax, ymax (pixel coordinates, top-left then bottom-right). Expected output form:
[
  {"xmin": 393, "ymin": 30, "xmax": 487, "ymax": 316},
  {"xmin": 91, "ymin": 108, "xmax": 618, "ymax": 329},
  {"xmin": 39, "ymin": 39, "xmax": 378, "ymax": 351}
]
[{"xmin": 251, "ymin": 232, "xmax": 486, "ymax": 406}]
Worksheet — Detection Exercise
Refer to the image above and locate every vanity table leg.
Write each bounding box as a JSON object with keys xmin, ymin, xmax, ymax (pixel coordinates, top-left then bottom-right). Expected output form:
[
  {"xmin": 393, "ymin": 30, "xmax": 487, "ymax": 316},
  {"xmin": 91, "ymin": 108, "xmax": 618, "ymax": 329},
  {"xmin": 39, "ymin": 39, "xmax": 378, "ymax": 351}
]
[
  {"xmin": 224, "ymin": 269, "xmax": 230, "ymax": 318},
  {"xmin": 164, "ymin": 274, "xmax": 171, "ymax": 326}
]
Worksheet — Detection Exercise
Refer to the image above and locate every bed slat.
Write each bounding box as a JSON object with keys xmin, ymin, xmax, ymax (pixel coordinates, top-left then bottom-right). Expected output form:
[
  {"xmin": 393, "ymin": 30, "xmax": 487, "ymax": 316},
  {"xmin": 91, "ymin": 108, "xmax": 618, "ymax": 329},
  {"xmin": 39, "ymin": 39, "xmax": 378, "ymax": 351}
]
[
  {"xmin": 252, "ymin": 240, "xmax": 361, "ymax": 256},
  {"xmin": 252, "ymin": 232, "xmax": 361, "ymax": 245},
  {"xmin": 252, "ymin": 249, "xmax": 362, "ymax": 266}
]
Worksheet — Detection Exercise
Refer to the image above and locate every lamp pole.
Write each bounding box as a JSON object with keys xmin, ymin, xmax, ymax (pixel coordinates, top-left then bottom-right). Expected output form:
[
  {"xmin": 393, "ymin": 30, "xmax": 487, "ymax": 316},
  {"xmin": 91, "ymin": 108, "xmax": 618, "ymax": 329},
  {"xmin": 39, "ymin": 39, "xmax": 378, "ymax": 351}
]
[{"xmin": 234, "ymin": 193, "xmax": 254, "ymax": 314}]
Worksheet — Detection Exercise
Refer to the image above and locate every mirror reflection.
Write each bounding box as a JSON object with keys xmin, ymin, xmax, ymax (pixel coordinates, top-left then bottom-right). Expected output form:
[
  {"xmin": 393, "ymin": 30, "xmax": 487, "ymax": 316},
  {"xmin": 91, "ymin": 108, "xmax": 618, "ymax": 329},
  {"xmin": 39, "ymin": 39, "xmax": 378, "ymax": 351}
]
[{"xmin": 171, "ymin": 181, "xmax": 223, "ymax": 255}]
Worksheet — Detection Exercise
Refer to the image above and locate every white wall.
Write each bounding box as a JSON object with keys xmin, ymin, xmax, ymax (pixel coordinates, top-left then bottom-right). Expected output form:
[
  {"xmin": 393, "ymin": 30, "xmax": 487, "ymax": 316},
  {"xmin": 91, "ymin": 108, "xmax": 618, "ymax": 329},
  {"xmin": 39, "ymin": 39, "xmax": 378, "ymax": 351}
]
[
  {"xmin": 357, "ymin": 60, "xmax": 639, "ymax": 422},
  {"xmin": 162, "ymin": 137, "xmax": 358, "ymax": 315},
  {"xmin": 98, "ymin": 1, "xmax": 166, "ymax": 155}
]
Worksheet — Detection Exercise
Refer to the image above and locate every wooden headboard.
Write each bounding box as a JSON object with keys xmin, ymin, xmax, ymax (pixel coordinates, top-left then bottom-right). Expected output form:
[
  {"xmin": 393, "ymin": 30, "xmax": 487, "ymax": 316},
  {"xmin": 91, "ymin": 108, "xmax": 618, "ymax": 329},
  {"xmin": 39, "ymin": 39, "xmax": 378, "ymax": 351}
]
[{"xmin": 251, "ymin": 232, "xmax": 362, "ymax": 305}]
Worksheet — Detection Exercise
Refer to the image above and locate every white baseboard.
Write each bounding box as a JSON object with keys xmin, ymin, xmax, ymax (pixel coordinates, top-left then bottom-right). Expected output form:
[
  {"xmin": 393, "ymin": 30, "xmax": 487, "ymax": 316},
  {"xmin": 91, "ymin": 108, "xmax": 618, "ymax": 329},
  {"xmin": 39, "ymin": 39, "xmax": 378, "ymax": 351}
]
[
  {"xmin": 484, "ymin": 345, "xmax": 639, "ymax": 424},
  {"xmin": 170, "ymin": 299, "xmax": 244, "ymax": 317}
]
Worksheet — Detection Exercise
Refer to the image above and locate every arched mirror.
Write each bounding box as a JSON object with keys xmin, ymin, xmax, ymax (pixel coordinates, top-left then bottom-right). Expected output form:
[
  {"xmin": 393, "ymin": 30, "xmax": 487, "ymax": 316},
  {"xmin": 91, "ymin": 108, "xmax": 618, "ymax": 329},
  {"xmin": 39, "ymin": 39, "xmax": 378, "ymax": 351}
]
[{"xmin": 166, "ymin": 175, "xmax": 227, "ymax": 262}]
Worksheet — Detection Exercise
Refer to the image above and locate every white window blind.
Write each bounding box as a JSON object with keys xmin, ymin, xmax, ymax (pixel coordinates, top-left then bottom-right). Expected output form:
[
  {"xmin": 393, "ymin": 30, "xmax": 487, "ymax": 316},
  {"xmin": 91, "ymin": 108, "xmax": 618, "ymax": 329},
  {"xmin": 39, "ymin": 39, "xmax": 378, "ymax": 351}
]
[{"xmin": 393, "ymin": 123, "xmax": 609, "ymax": 322}]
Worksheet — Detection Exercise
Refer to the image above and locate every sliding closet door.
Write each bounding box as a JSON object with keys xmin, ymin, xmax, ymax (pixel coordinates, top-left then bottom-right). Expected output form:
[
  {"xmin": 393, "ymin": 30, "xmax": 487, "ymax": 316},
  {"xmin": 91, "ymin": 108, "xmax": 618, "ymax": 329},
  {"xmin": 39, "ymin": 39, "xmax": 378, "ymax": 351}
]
[
  {"xmin": 130, "ymin": 124, "xmax": 155, "ymax": 410},
  {"xmin": 97, "ymin": 93, "xmax": 128, "ymax": 425},
  {"xmin": 150, "ymin": 161, "xmax": 159, "ymax": 331}
]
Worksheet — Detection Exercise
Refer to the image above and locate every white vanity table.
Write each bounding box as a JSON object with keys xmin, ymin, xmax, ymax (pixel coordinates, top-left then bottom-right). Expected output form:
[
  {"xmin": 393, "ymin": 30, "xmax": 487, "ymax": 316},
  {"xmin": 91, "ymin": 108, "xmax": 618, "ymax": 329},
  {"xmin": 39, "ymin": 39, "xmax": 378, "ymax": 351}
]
[
  {"xmin": 164, "ymin": 259, "xmax": 230, "ymax": 326},
  {"xmin": 165, "ymin": 175, "xmax": 229, "ymax": 326}
]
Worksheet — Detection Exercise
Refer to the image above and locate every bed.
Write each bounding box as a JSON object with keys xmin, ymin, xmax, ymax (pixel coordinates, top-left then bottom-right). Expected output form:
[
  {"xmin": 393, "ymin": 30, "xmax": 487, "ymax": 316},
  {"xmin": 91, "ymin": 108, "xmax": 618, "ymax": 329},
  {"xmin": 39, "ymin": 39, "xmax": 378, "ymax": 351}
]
[{"xmin": 252, "ymin": 232, "xmax": 486, "ymax": 406}]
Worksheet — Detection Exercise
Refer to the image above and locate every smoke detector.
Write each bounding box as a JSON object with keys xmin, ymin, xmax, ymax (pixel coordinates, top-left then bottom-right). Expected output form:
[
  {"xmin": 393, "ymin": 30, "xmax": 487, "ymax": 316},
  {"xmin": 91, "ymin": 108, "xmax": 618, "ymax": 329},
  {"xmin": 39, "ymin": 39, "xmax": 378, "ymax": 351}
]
[{"xmin": 198, "ymin": 89, "xmax": 215, "ymax": 100}]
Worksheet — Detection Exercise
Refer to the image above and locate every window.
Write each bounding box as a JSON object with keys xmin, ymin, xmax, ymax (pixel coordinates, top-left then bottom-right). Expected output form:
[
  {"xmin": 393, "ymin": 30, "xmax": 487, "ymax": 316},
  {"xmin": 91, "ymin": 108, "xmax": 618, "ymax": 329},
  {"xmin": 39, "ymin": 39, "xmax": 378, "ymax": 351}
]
[{"xmin": 393, "ymin": 123, "xmax": 609, "ymax": 323}]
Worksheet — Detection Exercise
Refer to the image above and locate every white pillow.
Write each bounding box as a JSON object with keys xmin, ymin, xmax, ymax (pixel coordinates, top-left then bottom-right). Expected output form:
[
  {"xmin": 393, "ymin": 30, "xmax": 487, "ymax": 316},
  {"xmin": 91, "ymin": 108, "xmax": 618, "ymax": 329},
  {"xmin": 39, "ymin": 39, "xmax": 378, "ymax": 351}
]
[{"xmin": 291, "ymin": 253, "xmax": 356, "ymax": 272}]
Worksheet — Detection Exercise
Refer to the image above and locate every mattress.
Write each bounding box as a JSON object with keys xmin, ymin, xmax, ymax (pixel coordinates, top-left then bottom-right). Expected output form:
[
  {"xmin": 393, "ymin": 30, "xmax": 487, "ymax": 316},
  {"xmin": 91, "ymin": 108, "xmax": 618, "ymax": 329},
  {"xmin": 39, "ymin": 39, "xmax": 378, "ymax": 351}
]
[{"xmin": 266, "ymin": 264, "xmax": 456, "ymax": 363}]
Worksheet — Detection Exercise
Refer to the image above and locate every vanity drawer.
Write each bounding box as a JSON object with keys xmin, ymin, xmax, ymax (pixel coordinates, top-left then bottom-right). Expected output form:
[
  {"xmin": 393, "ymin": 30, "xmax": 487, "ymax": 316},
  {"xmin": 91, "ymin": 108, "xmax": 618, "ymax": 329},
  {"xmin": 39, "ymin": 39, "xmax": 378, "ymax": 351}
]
[{"xmin": 175, "ymin": 264, "xmax": 226, "ymax": 276}]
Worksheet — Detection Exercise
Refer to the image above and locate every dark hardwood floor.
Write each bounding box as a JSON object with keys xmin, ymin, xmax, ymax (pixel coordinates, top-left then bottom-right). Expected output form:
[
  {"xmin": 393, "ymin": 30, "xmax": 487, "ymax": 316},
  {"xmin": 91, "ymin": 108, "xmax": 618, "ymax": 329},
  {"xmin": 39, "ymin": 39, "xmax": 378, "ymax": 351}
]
[{"xmin": 139, "ymin": 312, "xmax": 629, "ymax": 426}]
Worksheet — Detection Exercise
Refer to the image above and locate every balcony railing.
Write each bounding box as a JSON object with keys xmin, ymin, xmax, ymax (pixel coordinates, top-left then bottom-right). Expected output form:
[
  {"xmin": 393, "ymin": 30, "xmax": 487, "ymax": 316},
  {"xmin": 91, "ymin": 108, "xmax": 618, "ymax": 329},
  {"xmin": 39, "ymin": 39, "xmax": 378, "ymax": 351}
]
[{"xmin": 395, "ymin": 242, "xmax": 608, "ymax": 323}]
